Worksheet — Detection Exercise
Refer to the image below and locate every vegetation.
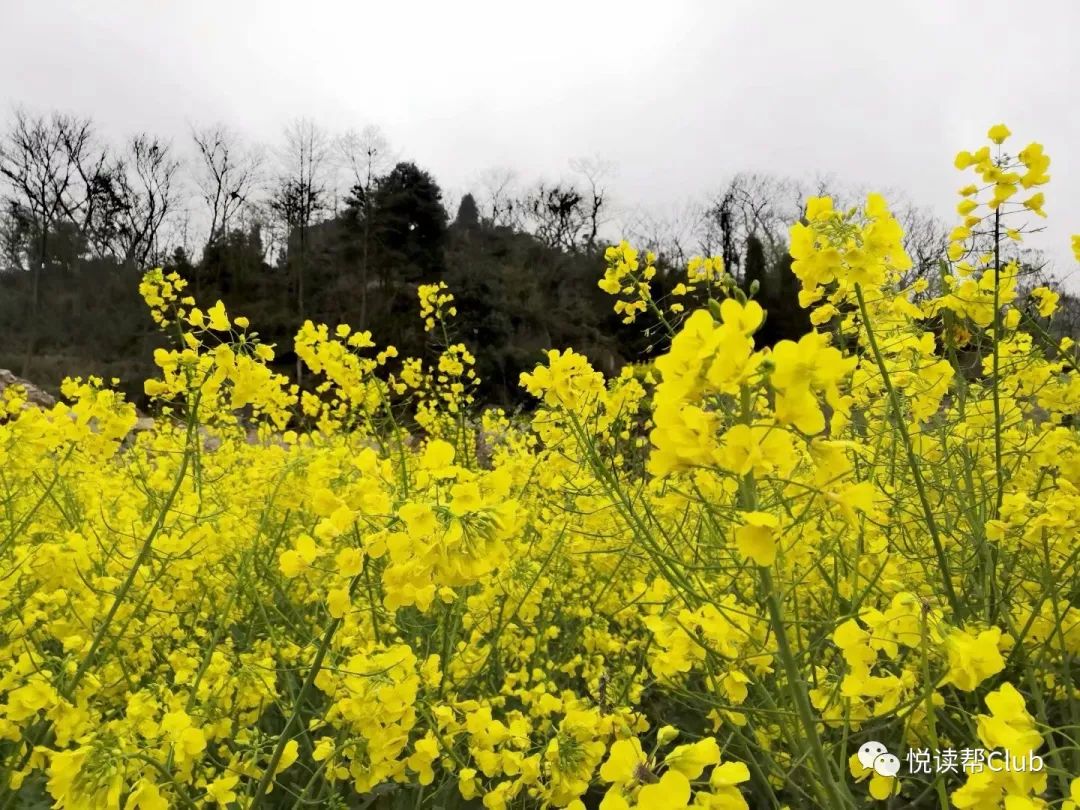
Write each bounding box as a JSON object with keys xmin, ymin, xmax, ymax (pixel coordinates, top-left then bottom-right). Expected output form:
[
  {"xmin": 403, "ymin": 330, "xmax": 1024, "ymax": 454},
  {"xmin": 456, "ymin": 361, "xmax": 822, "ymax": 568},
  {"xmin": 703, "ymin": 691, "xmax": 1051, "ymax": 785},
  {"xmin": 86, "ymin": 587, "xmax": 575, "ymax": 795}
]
[
  {"xmin": 2, "ymin": 125, "xmax": 1080, "ymax": 809},
  {"xmin": 9, "ymin": 110, "xmax": 1077, "ymax": 412}
]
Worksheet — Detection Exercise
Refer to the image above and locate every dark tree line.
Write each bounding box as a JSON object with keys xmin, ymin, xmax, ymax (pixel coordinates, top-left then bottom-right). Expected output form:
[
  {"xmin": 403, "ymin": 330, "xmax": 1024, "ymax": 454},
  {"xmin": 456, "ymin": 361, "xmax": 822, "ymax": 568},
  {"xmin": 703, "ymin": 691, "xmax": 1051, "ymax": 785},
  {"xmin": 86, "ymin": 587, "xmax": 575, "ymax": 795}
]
[
  {"xmin": 2, "ymin": 107, "xmax": 1077, "ymax": 410},
  {"xmin": 0, "ymin": 107, "xmax": 630, "ymax": 407}
]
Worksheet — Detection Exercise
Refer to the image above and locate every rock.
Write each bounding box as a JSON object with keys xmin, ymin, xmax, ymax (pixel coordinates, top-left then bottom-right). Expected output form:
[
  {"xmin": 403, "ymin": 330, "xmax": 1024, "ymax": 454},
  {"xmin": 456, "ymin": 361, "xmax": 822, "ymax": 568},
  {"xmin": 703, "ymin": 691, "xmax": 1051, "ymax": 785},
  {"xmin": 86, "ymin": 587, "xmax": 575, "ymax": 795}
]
[{"xmin": 0, "ymin": 369, "xmax": 57, "ymax": 409}]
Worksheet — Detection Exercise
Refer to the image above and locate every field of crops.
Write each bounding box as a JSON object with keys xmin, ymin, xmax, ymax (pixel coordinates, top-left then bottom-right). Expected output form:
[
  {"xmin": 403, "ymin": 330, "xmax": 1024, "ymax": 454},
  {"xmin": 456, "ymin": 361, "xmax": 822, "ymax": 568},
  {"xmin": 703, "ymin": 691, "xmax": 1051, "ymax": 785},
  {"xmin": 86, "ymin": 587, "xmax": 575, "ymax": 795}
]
[{"xmin": 1, "ymin": 125, "xmax": 1079, "ymax": 809}]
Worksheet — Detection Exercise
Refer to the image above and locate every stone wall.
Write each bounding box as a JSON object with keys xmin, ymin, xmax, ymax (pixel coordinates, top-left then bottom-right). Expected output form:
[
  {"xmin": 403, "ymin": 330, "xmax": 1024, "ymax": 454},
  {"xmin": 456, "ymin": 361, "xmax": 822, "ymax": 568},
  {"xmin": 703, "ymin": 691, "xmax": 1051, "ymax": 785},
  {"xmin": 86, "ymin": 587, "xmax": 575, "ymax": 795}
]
[{"xmin": 0, "ymin": 369, "xmax": 57, "ymax": 409}]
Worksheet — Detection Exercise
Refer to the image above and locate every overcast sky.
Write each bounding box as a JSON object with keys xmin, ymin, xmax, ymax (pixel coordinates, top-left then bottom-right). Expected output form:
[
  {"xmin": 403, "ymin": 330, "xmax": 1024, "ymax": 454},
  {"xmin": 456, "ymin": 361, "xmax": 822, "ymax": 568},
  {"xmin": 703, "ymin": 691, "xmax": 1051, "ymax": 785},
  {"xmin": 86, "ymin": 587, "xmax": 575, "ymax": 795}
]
[{"xmin": 2, "ymin": 0, "xmax": 1079, "ymax": 281}]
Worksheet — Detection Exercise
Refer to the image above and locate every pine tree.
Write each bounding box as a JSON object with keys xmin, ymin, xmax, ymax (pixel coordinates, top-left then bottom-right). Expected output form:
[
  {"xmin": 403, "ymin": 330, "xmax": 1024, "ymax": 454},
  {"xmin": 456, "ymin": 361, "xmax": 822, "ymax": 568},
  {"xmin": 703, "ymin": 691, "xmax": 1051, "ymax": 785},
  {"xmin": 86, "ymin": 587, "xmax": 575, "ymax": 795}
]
[
  {"xmin": 371, "ymin": 162, "xmax": 448, "ymax": 285},
  {"xmin": 744, "ymin": 233, "xmax": 767, "ymax": 296},
  {"xmin": 455, "ymin": 193, "xmax": 480, "ymax": 229}
]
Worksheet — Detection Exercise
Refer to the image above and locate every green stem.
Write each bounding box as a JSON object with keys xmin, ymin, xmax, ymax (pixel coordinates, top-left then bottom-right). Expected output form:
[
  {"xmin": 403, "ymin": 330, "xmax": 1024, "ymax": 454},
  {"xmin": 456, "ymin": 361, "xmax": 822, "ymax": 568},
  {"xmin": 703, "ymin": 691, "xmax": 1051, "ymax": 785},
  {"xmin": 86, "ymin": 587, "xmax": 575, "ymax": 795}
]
[
  {"xmin": 248, "ymin": 615, "xmax": 341, "ymax": 809},
  {"xmin": 854, "ymin": 284, "xmax": 962, "ymax": 620},
  {"xmin": 761, "ymin": 568, "xmax": 855, "ymax": 809}
]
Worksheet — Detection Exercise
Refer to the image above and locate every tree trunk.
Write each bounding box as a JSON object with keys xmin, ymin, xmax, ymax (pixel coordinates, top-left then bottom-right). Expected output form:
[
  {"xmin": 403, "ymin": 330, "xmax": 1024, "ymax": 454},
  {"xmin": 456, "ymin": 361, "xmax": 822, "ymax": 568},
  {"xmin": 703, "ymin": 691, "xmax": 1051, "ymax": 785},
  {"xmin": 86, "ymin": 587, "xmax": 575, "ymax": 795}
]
[
  {"xmin": 361, "ymin": 201, "xmax": 369, "ymax": 327},
  {"xmin": 20, "ymin": 226, "xmax": 46, "ymax": 378},
  {"xmin": 295, "ymin": 224, "xmax": 306, "ymax": 383}
]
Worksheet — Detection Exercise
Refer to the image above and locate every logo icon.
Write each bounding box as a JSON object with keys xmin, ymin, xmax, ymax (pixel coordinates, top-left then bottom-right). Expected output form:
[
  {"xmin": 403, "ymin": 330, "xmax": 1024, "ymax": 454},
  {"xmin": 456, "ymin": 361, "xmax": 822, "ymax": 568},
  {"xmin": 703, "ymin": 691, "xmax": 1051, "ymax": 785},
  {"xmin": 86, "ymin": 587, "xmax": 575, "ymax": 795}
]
[{"xmin": 858, "ymin": 741, "xmax": 901, "ymax": 777}]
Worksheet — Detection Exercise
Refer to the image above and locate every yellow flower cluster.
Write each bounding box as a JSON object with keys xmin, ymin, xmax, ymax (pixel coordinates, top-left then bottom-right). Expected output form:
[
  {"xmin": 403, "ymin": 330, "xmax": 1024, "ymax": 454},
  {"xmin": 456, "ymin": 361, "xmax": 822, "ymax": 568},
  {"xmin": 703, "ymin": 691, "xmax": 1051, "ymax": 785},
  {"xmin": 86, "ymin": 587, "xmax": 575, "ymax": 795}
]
[
  {"xmin": 2, "ymin": 125, "xmax": 1080, "ymax": 810},
  {"xmin": 949, "ymin": 125, "xmax": 1051, "ymax": 265},
  {"xmin": 418, "ymin": 281, "xmax": 456, "ymax": 332},
  {"xmin": 598, "ymin": 241, "xmax": 657, "ymax": 323}
]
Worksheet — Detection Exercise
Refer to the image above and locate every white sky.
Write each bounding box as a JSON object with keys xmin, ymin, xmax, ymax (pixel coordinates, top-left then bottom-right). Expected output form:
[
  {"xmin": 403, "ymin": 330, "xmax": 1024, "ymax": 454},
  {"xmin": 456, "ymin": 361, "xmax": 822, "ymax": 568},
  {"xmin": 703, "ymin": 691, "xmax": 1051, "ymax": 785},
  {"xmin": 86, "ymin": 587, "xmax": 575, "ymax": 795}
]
[{"xmin": 2, "ymin": 0, "xmax": 1079, "ymax": 282}]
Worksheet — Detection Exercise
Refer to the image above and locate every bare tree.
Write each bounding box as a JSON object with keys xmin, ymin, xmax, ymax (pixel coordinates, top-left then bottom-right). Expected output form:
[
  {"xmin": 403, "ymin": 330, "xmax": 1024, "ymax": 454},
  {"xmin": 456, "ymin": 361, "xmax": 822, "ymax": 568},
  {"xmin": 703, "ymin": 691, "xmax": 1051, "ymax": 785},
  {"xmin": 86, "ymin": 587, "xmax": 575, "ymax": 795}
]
[
  {"xmin": 895, "ymin": 203, "xmax": 948, "ymax": 292},
  {"xmin": 191, "ymin": 124, "xmax": 262, "ymax": 251},
  {"xmin": 1, "ymin": 110, "xmax": 78, "ymax": 270},
  {"xmin": 337, "ymin": 125, "xmax": 394, "ymax": 193},
  {"xmin": 0, "ymin": 108, "xmax": 108, "ymax": 374},
  {"xmin": 0, "ymin": 202, "xmax": 23, "ymax": 271},
  {"xmin": 60, "ymin": 123, "xmax": 119, "ymax": 258},
  {"xmin": 569, "ymin": 156, "xmax": 615, "ymax": 253},
  {"xmin": 337, "ymin": 125, "xmax": 394, "ymax": 325},
  {"xmin": 475, "ymin": 167, "xmax": 520, "ymax": 229},
  {"xmin": 271, "ymin": 118, "xmax": 331, "ymax": 378},
  {"xmin": 441, "ymin": 186, "xmax": 463, "ymax": 227},
  {"xmin": 621, "ymin": 199, "xmax": 709, "ymax": 269},
  {"xmin": 520, "ymin": 181, "xmax": 589, "ymax": 252},
  {"xmin": 703, "ymin": 173, "xmax": 805, "ymax": 279},
  {"xmin": 110, "ymin": 134, "xmax": 180, "ymax": 266}
]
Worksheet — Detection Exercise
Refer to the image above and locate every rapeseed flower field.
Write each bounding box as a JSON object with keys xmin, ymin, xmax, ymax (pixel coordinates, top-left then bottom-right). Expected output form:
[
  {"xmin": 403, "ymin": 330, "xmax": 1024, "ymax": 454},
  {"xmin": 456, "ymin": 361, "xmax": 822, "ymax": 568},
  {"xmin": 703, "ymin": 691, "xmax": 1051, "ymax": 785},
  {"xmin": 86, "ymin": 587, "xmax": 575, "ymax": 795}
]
[{"xmin": 1, "ymin": 126, "xmax": 1079, "ymax": 809}]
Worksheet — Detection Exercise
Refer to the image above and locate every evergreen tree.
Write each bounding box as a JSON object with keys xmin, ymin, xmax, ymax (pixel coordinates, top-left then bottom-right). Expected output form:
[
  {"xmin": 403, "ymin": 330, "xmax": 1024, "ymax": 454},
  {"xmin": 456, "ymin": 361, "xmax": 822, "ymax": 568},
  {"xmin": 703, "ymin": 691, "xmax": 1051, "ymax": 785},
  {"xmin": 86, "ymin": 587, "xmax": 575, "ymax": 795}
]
[
  {"xmin": 371, "ymin": 162, "xmax": 448, "ymax": 285},
  {"xmin": 756, "ymin": 253, "xmax": 810, "ymax": 346},
  {"xmin": 744, "ymin": 233, "xmax": 767, "ymax": 295},
  {"xmin": 455, "ymin": 193, "xmax": 480, "ymax": 229}
]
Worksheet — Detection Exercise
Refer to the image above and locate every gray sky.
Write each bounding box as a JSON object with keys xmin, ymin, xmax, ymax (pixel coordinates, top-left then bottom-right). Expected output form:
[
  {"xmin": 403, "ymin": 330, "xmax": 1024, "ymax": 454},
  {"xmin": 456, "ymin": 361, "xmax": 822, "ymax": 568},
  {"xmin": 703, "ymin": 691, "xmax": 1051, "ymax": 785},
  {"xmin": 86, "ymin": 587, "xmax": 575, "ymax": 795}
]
[{"xmin": 3, "ymin": 0, "xmax": 1079, "ymax": 281}]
